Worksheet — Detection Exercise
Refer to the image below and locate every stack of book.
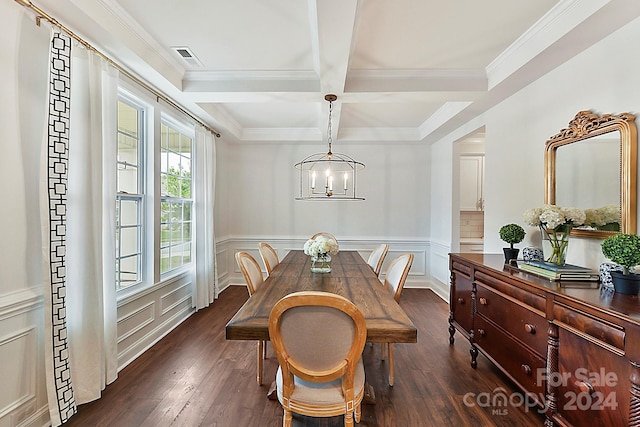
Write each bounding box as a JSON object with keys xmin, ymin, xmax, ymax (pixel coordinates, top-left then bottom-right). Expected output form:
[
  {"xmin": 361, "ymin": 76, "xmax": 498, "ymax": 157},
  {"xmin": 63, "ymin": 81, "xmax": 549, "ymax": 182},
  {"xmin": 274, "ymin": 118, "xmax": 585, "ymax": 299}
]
[{"xmin": 518, "ymin": 260, "xmax": 599, "ymax": 282}]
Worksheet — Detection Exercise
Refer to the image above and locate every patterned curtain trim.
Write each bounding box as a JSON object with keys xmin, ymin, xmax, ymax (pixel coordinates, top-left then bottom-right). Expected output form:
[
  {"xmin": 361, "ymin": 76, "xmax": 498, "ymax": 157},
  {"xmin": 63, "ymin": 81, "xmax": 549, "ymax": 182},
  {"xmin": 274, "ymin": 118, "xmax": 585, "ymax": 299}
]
[{"xmin": 44, "ymin": 30, "xmax": 77, "ymax": 426}]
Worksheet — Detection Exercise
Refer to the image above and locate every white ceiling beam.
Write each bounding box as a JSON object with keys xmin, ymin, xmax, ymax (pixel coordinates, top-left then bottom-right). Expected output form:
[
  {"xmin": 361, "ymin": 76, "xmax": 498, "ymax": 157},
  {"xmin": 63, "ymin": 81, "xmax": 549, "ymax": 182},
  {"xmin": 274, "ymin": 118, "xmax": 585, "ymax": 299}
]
[
  {"xmin": 313, "ymin": 0, "xmax": 358, "ymax": 95},
  {"xmin": 419, "ymin": 102, "xmax": 474, "ymax": 141},
  {"xmin": 185, "ymin": 91, "xmax": 481, "ymax": 104},
  {"xmin": 182, "ymin": 70, "xmax": 320, "ymax": 93},
  {"xmin": 346, "ymin": 69, "xmax": 487, "ymax": 93},
  {"xmin": 486, "ymin": 0, "xmax": 610, "ymax": 90},
  {"xmin": 311, "ymin": 0, "xmax": 358, "ymax": 141}
]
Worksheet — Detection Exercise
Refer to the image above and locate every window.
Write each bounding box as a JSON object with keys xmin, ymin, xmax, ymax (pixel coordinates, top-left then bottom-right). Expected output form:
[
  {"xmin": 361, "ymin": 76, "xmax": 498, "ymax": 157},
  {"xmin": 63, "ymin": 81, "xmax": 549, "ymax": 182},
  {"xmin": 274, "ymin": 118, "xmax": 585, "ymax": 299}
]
[
  {"xmin": 116, "ymin": 98, "xmax": 144, "ymax": 290},
  {"xmin": 160, "ymin": 121, "xmax": 193, "ymax": 274},
  {"xmin": 115, "ymin": 88, "xmax": 195, "ymax": 292}
]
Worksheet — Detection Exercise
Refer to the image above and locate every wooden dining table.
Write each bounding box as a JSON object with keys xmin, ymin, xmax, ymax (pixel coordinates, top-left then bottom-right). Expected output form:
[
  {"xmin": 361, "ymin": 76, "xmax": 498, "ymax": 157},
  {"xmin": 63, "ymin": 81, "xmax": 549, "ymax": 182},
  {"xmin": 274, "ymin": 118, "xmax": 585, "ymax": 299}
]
[{"xmin": 225, "ymin": 250, "xmax": 417, "ymax": 344}]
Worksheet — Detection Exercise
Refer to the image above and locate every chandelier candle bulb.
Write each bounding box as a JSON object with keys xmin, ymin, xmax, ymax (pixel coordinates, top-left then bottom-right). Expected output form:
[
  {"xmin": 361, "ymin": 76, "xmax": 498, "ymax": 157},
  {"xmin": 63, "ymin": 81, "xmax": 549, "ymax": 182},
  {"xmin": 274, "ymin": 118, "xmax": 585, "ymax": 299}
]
[
  {"xmin": 344, "ymin": 172, "xmax": 348, "ymax": 190},
  {"xmin": 311, "ymin": 171, "xmax": 316, "ymax": 189}
]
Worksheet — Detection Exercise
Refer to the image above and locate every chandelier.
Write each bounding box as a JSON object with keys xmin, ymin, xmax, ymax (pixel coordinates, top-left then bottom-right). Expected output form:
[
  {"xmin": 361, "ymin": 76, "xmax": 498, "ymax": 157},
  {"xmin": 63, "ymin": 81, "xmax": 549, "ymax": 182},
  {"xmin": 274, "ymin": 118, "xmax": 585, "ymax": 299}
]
[{"xmin": 295, "ymin": 94, "xmax": 365, "ymax": 200}]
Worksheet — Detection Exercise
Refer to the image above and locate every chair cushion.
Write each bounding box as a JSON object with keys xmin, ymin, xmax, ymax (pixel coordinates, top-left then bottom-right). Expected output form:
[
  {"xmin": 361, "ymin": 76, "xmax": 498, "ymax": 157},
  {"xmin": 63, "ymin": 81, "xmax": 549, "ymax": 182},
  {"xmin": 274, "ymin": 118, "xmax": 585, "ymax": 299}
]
[{"xmin": 276, "ymin": 358, "xmax": 365, "ymax": 406}]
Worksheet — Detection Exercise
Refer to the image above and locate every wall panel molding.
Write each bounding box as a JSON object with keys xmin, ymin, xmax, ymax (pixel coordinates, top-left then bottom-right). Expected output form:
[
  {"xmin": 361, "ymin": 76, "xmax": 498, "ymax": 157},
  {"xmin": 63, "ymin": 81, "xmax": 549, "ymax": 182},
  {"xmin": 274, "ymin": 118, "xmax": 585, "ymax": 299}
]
[
  {"xmin": 0, "ymin": 288, "xmax": 42, "ymax": 321},
  {"xmin": 0, "ymin": 327, "xmax": 36, "ymax": 422},
  {"xmin": 117, "ymin": 302, "xmax": 155, "ymax": 344},
  {"xmin": 216, "ymin": 236, "xmax": 435, "ymax": 290},
  {"xmin": 160, "ymin": 282, "xmax": 191, "ymax": 316},
  {"xmin": 429, "ymin": 240, "xmax": 452, "ymax": 301}
]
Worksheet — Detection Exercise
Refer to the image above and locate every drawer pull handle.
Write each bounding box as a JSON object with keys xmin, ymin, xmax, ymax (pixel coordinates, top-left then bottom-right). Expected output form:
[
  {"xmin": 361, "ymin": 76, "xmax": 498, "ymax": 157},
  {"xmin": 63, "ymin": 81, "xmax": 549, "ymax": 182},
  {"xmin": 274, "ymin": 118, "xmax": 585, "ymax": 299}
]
[
  {"xmin": 457, "ymin": 297, "xmax": 465, "ymax": 304},
  {"xmin": 521, "ymin": 364, "xmax": 532, "ymax": 376},
  {"xmin": 524, "ymin": 324, "xmax": 536, "ymax": 334},
  {"xmin": 477, "ymin": 328, "xmax": 486, "ymax": 336},
  {"xmin": 479, "ymin": 297, "xmax": 488, "ymax": 306},
  {"xmin": 577, "ymin": 381, "xmax": 595, "ymax": 395}
]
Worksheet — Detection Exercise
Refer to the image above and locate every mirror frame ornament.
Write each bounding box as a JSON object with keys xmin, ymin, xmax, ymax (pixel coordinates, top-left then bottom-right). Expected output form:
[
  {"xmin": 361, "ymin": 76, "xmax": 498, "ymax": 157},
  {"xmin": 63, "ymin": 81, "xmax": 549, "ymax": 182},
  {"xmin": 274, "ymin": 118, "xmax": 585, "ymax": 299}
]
[{"xmin": 545, "ymin": 110, "xmax": 637, "ymax": 239}]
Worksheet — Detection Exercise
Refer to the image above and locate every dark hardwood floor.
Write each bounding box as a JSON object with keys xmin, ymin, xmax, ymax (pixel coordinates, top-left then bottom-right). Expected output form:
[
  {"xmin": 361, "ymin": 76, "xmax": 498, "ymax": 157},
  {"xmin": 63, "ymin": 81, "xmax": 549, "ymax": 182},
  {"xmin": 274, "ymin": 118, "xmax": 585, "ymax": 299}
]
[{"xmin": 64, "ymin": 286, "xmax": 545, "ymax": 426}]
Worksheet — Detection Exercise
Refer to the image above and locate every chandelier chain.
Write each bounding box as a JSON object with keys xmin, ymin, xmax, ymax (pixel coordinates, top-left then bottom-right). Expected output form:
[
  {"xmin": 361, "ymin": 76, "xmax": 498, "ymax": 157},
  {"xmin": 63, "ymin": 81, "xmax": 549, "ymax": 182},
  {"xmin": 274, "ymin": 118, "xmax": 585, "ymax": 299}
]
[{"xmin": 327, "ymin": 98, "xmax": 333, "ymax": 154}]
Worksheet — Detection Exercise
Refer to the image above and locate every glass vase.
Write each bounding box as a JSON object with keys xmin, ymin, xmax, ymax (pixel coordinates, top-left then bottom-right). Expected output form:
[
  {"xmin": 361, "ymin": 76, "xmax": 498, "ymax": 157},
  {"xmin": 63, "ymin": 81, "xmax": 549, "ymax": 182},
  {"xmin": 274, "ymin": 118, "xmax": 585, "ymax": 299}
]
[
  {"xmin": 310, "ymin": 254, "xmax": 332, "ymax": 273},
  {"xmin": 540, "ymin": 225, "xmax": 572, "ymax": 265}
]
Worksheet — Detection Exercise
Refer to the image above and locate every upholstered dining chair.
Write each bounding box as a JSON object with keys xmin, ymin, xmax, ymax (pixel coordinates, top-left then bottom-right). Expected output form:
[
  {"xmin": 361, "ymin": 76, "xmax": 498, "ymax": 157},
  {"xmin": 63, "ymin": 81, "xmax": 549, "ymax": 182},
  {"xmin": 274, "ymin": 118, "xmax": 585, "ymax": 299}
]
[
  {"xmin": 311, "ymin": 231, "xmax": 338, "ymax": 243},
  {"xmin": 235, "ymin": 251, "xmax": 267, "ymax": 385},
  {"xmin": 366, "ymin": 243, "xmax": 389, "ymax": 277},
  {"xmin": 269, "ymin": 291, "xmax": 367, "ymax": 427},
  {"xmin": 381, "ymin": 253, "xmax": 414, "ymax": 386},
  {"xmin": 258, "ymin": 242, "xmax": 280, "ymax": 276}
]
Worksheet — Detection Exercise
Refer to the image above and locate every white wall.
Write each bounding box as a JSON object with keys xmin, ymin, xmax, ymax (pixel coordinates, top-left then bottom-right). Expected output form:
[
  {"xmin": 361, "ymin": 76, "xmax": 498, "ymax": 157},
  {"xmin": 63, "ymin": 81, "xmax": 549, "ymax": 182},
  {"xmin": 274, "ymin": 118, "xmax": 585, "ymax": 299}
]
[
  {"xmin": 220, "ymin": 142, "xmax": 430, "ymax": 239},
  {"xmin": 0, "ymin": 3, "xmax": 50, "ymax": 426},
  {"xmin": 215, "ymin": 140, "xmax": 432, "ymax": 290},
  {"xmin": 433, "ymin": 14, "xmax": 640, "ymax": 282}
]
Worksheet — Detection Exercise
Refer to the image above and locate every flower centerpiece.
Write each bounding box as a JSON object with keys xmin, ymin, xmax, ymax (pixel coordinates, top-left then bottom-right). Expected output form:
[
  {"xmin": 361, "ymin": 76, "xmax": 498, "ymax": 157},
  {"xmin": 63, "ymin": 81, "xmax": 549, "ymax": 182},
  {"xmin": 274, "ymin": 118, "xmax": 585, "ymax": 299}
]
[
  {"xmin": 303, "ymin": 235, "xmax": 339, "ymax": 273},
  {"xmin": 523, "ymin": 204, "xmax": 586, "ymax": 265}
]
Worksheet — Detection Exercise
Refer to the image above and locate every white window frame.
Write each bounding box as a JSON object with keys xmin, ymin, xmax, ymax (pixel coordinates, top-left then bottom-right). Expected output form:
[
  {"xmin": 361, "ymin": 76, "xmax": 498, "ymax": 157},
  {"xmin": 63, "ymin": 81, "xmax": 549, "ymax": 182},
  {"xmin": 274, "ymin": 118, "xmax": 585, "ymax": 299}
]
[
  {"xmin": 159, "ymin": 114, "xmax": 195, "ymax": 278},
  {"xmin": 116, "ymin": 91, "xmax": 146, "ymax": 291},
  {"xmin": 115, "ymin": 83, "xmax": 196, "ymax": 298}
]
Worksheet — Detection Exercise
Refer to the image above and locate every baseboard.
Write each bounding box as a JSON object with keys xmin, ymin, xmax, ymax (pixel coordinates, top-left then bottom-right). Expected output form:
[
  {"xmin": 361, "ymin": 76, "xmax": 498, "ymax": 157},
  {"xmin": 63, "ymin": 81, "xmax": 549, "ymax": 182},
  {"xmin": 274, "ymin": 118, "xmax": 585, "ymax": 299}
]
[{"xmin": 427, "ymin": 279, "xmax": 450, "ymax": 302}]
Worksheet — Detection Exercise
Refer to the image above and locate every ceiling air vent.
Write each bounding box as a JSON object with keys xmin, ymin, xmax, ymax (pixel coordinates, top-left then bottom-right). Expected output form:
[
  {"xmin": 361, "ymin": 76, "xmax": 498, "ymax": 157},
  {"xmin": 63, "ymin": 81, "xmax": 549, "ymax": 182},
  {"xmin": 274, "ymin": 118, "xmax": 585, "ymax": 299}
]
[{"xmin": 171, "ymin": 46, "xmax": 203, "ymax": 68}]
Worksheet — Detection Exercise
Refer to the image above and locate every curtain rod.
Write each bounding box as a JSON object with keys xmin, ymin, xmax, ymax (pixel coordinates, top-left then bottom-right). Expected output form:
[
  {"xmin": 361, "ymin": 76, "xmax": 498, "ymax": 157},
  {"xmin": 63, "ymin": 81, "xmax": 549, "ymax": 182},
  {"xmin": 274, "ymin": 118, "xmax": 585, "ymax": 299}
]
[{"xmin": 14, "ymin": 0, "xmax": 221, "ymax": 138}]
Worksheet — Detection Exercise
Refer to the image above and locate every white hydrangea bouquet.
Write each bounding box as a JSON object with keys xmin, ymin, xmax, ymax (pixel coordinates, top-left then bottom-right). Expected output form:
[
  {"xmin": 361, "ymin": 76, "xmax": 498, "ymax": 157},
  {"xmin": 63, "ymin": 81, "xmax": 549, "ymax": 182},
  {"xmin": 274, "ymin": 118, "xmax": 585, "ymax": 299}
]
[
  {"xmin": 303, "ymin": 235, "xmax": 339, "ymax": 258},
  {"xmin": 584, "ymin": 204, "xmax": 621, "ymax": 231},
  {"xmin": 523, "ymin": 204, "xmax": 586, "ymax": 265},
  {"xmin": 304, "ymin": 235, "xmax": 339, "ymax": 273}
]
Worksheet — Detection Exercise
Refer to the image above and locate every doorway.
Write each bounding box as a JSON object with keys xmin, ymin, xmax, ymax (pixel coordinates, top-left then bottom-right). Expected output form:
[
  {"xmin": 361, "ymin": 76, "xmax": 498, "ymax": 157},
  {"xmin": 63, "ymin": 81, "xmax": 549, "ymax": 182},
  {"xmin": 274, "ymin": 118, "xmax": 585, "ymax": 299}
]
[{"xmin": 457, "ymin": 128, "xmax": 485, "ymax": 253}]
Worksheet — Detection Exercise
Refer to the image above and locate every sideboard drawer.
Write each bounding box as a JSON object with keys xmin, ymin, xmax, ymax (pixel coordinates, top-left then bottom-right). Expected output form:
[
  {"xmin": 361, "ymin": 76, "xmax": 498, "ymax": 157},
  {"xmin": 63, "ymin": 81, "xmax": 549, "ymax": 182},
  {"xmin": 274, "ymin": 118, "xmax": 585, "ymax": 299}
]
[
  {"xmin": 452, "ymin": 261, "xmax": 472, "ymax": 277},
  {"xmin": 553, "ymin": 302, "xmax": 625, "ymax": 353},
  {"xmin": 475, "ymin": 271, "xmax": 546, "ymax": 312},
  {"xmin": 476, "ymin": 283, "xmax": 547, "ymax": 357},
  {"xmin": 475, "ymin": 315, "xmax": 546, "ymax": 399}
]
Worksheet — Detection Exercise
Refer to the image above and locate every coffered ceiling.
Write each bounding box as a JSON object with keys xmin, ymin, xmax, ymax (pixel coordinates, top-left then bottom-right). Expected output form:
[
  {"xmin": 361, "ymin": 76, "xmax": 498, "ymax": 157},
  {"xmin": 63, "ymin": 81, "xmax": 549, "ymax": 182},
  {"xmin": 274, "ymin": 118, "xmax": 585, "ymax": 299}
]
[{"xmin": 30, "ymin": 0, "xmax": 640, "ymax": 144}]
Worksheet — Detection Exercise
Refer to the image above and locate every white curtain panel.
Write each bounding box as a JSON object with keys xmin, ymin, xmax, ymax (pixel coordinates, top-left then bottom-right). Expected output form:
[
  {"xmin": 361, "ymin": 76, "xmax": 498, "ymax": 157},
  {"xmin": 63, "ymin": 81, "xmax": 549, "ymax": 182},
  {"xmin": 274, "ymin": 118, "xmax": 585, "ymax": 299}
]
[
  {"xmin": 64, "ymin": 45, "xmax": 119, "ymax": 403},
  {"xmin": 41, "ymin": 30, "xmax": 77, "ymax": 427},
  {"xmin": 193, "ymin": 125, "xmax": 218, "ymax": 309}
]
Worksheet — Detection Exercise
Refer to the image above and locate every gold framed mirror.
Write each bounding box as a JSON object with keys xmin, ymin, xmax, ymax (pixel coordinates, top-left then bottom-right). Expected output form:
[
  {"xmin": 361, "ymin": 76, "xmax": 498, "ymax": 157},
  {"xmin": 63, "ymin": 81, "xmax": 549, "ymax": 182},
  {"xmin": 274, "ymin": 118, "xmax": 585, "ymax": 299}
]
[{"xmin": 545, "ymin": 111, "xmax": 637, "ymax": 238}]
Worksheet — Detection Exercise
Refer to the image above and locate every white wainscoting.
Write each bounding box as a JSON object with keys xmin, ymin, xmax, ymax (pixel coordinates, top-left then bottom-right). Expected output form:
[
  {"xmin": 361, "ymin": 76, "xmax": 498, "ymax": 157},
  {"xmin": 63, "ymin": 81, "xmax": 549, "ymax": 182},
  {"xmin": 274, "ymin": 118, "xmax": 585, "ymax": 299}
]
[
  {"xmin": 117, "ymin": 272, "xmax": 195, "ymax": 370},
  {"xmin": 215, "ymin": 247, "xmax": 231, "ymax": 297},
  {"xmin": 0, "ymin": 289, "xmax": 49, "ymax": 427},
  {"xmin": 429, "ymin": 239, "xmax": 452, "ymax": 302},
  {"xmin": 216, "ymin": 236, "xmax": 434, "ymax": 291}
]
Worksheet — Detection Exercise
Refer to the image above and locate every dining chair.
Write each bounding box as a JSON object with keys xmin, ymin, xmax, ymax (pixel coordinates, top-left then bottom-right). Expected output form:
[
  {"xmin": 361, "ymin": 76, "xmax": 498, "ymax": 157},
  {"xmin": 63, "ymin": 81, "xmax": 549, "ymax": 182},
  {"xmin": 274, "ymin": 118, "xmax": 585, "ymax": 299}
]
[
  {"xmin": 258, "ymin": 242, "xmax": 280, "ymax": 276},
  {"xmin": 235, "ymin": 251, "xmax": 267, "ymax": 385},
  {"xmin": 269, "ymin": 291, "xmax": 367, "ymax": 427},
  {"xmin": 381, "ymin": 253, "xmax": 414, "ymax": 386},
  {"xmin": 366, "ymin": 243, "xmax": 389, "ymax": 277},
  {"xmin": 311, "ymin": 231, "xmax": 338, "ymax": 243}
]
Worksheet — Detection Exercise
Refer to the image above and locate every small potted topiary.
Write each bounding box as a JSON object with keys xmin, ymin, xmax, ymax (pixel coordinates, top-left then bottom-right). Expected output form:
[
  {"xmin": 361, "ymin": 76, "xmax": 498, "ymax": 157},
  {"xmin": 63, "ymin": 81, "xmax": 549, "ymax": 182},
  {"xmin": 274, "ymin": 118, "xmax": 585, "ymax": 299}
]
[
  {"xmin": 499, "ymin": 223, "xmax": 526, "ymax": 263},
  {"xmin": 601, "ymin": 233, "xmax": 640, "ymax": 295}
]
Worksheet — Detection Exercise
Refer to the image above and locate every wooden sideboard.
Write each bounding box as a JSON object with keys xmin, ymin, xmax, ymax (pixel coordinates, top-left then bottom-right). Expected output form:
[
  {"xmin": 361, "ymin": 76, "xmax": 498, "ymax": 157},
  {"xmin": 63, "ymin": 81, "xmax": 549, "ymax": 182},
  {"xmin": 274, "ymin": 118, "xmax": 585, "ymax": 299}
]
[{"xmin": 449, "ymin": 253, "xmax": 640, "ymax": 427}]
